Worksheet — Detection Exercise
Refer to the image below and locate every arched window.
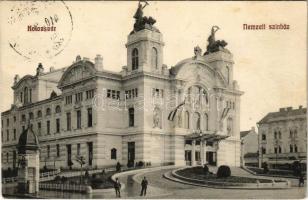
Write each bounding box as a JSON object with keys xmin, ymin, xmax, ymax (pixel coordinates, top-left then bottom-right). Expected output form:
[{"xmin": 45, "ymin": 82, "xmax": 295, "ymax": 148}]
[
  {"xmin": 151, "ymin": 47, "xmax": 158, "ymax": 69},
  {"xmin": 111, "ymin": 148, "xmax": 117, "ymax": 160},
  {"xmin": 226, "ymin": 66, "xmax": 230, "ymax": 84},
  {"xmin": 278, "ymin": 146, "xmax": 282, "ymax": 153},
  {"xmin": 29, "ymin": 112, "xmax": 34, "ymax": 120},
  {"xmin": 204, "ymin": 113, "xmax": 209, "ymax": 131},
  {"xmin": 55, "ymin": 105, "xmax": 61, "ymax": 113},
  {"xmin": 227, "ymin": 117, "xmax": 233, "ymax": 135},
  {"xmin": 184, "ymin": 111, "xmax": 190, "ymax": 129},
  {"xmin": 278, "ymin": 131, "xmax": 282, "ymax": 139},
  {"xmin": 202, "ymin": 89, "xmax": 209, "ymax": 105},
  {"xmin": 274, "ymin": 131, "xmax": 277, "ymax": 139},
  {"xmin": 129, "ymin": 108, "xmax": 134, "ymax": 127},
  {"xmin": 294, "ymin": 144, "xmax": 298, "ymax": 153},
  {"xmin": 132, "ymin": 48, "xmax": 139, "ymax": 70},
  {"xmin": 29, "ymin": 89, "xmax": 32, "ymax": 103},
  {"xmin": 37, "ymin": 110, "xmax": 42, "ymax": 118},
  {"xmin": 193, "ymin": 112, "xmax": 200, "ymax": 130},
  {"xmin": 46, "ymin": 108, "xmax": 51, "ymax": 116},
  {"xmin": 24, "ymin": 87, "xmax": 28, "ymax": 104}
]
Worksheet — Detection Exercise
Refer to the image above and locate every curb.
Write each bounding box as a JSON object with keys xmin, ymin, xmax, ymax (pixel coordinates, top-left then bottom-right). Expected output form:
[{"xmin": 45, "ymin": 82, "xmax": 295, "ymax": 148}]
[{"xmin": 164, "ymin": 167, "xmax": 292, "ymax": 190}]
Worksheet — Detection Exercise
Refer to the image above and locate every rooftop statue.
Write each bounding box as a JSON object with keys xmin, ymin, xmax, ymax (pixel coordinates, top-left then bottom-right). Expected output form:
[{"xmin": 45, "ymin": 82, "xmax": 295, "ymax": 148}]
[
  {"xmin": 204, "ymin": 26, "xmax": 228, "ymax": 55},
  {"xmin": 131, "ymin": 0, "xmax": 159, "ymax": 34}
]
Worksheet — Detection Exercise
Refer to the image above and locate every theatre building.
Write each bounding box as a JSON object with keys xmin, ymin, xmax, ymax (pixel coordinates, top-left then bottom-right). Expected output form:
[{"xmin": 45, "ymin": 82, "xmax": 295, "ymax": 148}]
[{"xmin": 1, "ymin": 6, "xmax": 243, "ymax": 170}]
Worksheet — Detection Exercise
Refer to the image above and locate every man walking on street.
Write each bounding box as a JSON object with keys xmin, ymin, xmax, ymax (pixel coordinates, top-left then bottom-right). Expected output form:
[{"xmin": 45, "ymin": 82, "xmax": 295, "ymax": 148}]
[
  {"xmin": 140, "ymin": 176, "xmax": 148, "ymax": 196},
  {"xmin": 114, "ymin": 178, "xmax": 121, "ymax": 197}
]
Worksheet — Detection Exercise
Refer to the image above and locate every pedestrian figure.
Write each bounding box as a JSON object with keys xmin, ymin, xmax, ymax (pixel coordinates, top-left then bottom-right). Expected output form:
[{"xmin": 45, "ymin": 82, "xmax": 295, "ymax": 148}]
[
  {"xmin": 114, "ymin": 178, "xmax": 121, "ymax": 197},
  {"xmin": 140, "ymin": 176, "xmax": 148, "ymax": 196},
  {"xmin": 116, "ymin": 162, "xmax": 122, "ymax": 172},
  {"xmin": 299, "ymin": 173, "xmax": 305, "ymax": 187}
]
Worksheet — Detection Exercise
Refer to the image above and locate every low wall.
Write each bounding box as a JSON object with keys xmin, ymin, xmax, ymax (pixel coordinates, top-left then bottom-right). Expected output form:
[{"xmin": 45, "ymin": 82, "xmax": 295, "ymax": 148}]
[
  {"xmin": 172, "ymin": 167, "xmax": 291, "ymax": 189},
  {"xmin": 39, "ymin": 182, "xmax": 91, "ymax": 193}
]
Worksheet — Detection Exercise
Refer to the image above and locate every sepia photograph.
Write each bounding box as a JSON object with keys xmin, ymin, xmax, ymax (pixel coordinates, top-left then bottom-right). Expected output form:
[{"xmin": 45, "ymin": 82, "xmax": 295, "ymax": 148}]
[{"xmin": 0, "ymin": 1, "xmax": 306, "ymax": 199}]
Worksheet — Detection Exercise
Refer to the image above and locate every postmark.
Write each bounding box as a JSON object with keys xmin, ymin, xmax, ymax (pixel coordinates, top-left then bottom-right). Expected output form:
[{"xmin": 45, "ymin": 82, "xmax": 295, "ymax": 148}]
[{"xmin": 6, "ymin": 1, "xmax": 73, "ymax": 60}]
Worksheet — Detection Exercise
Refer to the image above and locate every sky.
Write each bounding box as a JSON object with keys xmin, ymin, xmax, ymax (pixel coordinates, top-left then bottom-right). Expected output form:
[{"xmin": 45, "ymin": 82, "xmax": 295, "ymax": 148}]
[{"xmin": 0, "ymin": 1, "xmax": 306, "ymax": 131}]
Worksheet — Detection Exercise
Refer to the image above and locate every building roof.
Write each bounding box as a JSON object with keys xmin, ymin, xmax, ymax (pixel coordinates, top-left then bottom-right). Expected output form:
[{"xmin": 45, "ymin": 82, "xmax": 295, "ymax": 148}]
[
  {"xmin": 18, "ymin": 125, "xmax": 39, "ymax": 154},
  {"xmin": 240, "ymin": 131, "xmax": 250, "ymax": 138},
  {"xmin": 258, "ymin": 106, "xmax": 306, "ymax": 124}
]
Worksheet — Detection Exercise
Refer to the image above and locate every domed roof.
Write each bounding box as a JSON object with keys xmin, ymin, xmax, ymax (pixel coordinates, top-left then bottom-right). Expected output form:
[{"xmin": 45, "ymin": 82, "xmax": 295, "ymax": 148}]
[{"xmin": 18, "ymin": 126, "xmax": 39, "ymax": 154}]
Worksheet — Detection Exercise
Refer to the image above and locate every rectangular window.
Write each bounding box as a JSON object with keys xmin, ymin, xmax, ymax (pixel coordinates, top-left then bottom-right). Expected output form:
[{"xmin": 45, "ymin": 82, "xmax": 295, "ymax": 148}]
[
  {"xmin": 56, "ymin": 118, "xmax": 60, "ymax": 133},
  {"xmin": 135, "ymin": 88, "xmax": 138, "ymax": 97},
  {"xmin": 152, "ymin": 88, "xmax": 163, "ymax": 98},
  {"xmin": 47, "ymin": 120, "xmax": 50, "ymax": 135},
  {"xmin": 107, "ymin": 89, "xmax": 120, "ymax": 99},
  {"xmin": 112, "ymin": 90, "xmax": 116, "ymax": 99},
  {"xmin": 86, "ymin": 89, "xmax": 95, "ymax": 99},
  {"xmin": 77, "ymin": 110, "xmax": 81, "ymax": 129},
  {"xmin": 129, "ymin": 108, "xmax": 134, "ymax": 127},
  {"xmin": 13, "ymin": 116, "xmax": 16, "ymax": 122},
  {"xmin": 7, "ymin": 118, "xmax": 9, "ymax": 127},
  {"xmin": 56, "ymin": 144, "xmax": 60, "ymax": 157},
  {"xmin": 262, "ymin": 148, "xmax": 266, "ymax": 154},
  {"xmin": 262, "ymin": 134, "xmax": 266, "ymax": 140},
  {"xmin": 195, "ymin": 151, "xmax": 201, "ymax": 161},
  {"xmin": 66, "ymin": 112, "xmax": 71, "ymax": 131},
  {"xmin": 75, "ymin": 92, "xmax": 83, "ymax": 103},
  {"xmin": 77, "ymin": 143, "xmax": 80, "ymax": 156},
  {"xmin": 22, "ymin": 115, "xmax": 26, "ymax": 122},
  {"xmin": 6, "ymin": 130, "xmax": 9, "ymax": 141},
  {"xmin": 116, "ymin": 91, "xmax": 120, "ymax": 100},
  {"xmin": 47, "ymin": 145, "xmax": 50, "ymax": 158},
  {"xmin": 38, "ymin": 122, "xmax": 41, "ymax": 135},
  {"xmin": 87, "ymin": 108, "xmax": 93, "ymax": 127},
  {"xmin": 65, "ymin": 95, "xmax": 72, "ymax": 104},
  {"xmin": 1, "ymin": 131, "xmax": 3, "ymax": 141},
  {"xmin": 13, "ymin": 129, "xmax": 16, "ymax": 140}
]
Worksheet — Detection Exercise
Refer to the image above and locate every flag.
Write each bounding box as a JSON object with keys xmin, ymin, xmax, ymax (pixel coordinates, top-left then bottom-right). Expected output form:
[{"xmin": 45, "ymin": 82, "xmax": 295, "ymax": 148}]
[{"xmin": 168, "ymin": 101, "xmax": 185, "ymax": 121}]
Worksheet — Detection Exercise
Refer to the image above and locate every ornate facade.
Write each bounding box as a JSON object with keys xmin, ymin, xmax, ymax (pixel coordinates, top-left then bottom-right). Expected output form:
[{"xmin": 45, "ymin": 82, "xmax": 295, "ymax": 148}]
[{"xmin": 1, "ymin": 5, "xmax": 243, "ymax": 170}]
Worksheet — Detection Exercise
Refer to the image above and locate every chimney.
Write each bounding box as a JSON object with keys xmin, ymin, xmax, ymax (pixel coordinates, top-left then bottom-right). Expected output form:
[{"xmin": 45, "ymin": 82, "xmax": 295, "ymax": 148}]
[
  {"xmin": 49, "ymin": 67, "xmax": 55, "ymax": 72},
  {"xmin": 279, "ymin": 108, "xmax": 285, "ymax": 112},
  {"xmin": 251, "ymin": 126, "xmax": 255, "ymax": 132},
  {"xmin": 95, "ymin": 54, "xmax": 103, "ymax": 71},
  {"xmin": 286, "ymin": 107, "xmax": 292, "ymax": 111},
  {"xmin": 36, "ymin": 63, "xmax": 44, "ymax": 76},
  {"xmin": 76, "ymin": 55, "xmax": 81, "ymax": 62},
  {"xmin": 299, "ymin": 105, "xmax": 303, "ymax": 109}
]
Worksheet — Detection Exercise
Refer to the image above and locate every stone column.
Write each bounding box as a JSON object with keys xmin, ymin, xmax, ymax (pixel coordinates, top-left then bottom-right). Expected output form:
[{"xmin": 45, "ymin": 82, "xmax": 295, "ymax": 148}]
[{"xmin": 191, "ymin": 140, "xmax": 196, "ymax": 166}]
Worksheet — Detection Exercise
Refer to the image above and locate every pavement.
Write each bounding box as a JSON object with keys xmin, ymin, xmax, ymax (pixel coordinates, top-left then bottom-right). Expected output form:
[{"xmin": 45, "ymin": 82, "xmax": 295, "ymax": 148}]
[{"xmin": 4, "ymin": 166, "xmax": 306, "ymax": 199}]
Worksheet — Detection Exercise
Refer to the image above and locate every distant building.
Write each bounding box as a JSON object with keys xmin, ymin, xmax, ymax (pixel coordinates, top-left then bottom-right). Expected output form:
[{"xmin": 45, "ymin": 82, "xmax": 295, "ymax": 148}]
[
  {"xmin": 240, "ymin": 127, "xmax": 258, "ymax": 166},
  {"xmin": 257, "ymin": 106, "xmax": 307, "ymax": 168}
]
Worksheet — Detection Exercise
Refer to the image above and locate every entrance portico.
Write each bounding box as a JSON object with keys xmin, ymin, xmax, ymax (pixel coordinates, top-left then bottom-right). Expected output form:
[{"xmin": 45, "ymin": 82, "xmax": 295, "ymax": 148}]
[{"xmin": 184, "ymin": 131, "xmax": 229, "ymax": 166}]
